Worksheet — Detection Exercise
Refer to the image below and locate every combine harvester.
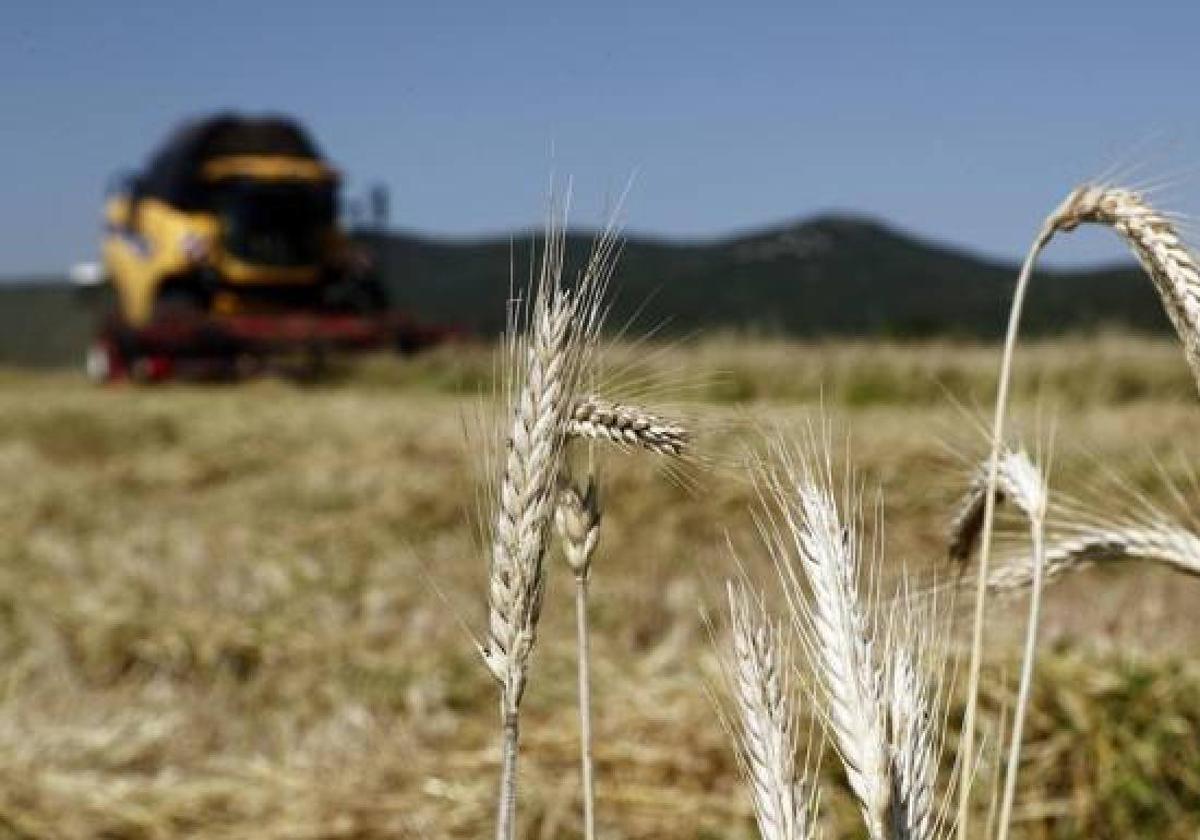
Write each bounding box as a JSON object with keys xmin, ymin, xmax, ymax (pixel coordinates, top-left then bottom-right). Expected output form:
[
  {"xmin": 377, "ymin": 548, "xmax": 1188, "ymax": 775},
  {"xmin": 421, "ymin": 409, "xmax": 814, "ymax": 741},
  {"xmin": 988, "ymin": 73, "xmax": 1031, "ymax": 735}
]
[{"xmin": 79, "ymin": 113, "xmax": 451, "ymax": 382}]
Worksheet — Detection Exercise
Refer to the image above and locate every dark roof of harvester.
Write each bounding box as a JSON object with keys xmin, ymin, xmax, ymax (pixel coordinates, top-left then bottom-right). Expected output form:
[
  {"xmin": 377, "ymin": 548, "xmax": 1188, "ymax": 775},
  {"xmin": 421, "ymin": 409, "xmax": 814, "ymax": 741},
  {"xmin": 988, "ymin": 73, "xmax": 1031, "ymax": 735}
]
[{"xmin": 136, "ymin": 113, "xmax": 327, "ymax": 209}]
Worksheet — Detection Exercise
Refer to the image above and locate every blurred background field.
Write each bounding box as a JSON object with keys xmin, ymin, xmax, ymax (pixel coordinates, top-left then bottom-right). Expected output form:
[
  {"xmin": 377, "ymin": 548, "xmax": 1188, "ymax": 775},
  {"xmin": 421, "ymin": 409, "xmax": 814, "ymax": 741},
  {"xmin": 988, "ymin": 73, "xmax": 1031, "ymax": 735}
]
[{"xmin": 2, "ymin": 335, "xmax": 1199, "ymax": 839}]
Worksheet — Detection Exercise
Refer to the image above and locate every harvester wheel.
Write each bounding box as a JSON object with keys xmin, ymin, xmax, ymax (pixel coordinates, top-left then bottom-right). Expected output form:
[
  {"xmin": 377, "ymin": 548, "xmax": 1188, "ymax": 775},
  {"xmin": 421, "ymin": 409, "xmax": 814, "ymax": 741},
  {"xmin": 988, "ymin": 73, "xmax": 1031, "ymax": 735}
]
[{"xmin": 130, "ymin": 355, "xmax": 173, "ymax": 383}]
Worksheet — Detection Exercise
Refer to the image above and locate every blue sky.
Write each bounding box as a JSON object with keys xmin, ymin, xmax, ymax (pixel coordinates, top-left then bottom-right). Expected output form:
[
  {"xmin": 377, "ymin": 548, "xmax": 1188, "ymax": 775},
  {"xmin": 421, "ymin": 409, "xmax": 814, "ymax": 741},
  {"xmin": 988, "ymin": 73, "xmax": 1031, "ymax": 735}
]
[{"xmin": 3, "ymin": 1, "xmax": 1200, "ymax": 274}]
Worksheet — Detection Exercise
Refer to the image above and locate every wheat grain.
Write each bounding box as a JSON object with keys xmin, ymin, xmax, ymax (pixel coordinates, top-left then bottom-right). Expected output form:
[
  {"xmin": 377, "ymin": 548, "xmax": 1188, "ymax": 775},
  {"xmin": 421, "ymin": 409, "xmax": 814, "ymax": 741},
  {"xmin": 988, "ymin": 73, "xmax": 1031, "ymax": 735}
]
[
  {"xmin": 725, "ymin": 581, "xmax": 815, "ymax": 840},
  {"xmin": 566, "ymin": 396, "xmax": 690, "ymax": 456}
]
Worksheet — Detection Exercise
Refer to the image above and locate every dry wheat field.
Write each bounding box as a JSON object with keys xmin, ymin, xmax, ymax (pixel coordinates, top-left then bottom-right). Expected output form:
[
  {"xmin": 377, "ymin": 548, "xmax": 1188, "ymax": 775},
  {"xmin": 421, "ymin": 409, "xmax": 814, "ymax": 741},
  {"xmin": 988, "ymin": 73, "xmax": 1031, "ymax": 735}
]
[{"xmin": 1, "ymin": 332, "xmax": 1199, "ymax": 839}]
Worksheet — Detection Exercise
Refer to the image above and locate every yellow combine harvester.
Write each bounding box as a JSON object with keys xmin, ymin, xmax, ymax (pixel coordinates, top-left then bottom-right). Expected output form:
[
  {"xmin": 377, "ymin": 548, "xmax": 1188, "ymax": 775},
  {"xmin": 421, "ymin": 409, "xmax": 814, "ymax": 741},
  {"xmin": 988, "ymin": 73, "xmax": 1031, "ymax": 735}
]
[{"xmin": 86, "ymin": 113, "xmax": 446, "ymax": 381}]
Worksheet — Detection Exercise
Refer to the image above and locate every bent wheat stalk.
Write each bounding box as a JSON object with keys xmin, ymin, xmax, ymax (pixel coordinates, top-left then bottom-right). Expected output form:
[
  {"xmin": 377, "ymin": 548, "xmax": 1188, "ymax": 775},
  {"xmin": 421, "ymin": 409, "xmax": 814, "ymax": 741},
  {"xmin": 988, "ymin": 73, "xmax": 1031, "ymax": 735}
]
[
  {"xmin": 724, "ymin": 581, "xmax": 814, "ymax": 840},
  {"xmin": 567, "ymin": 396, "xmax": 690, "ymax": 456},
  {"xmin": 959, "ymin": 184, "xmax": 1200, "ymax": 839},
  {"xmin": 555, "ymin": 476, "xmax": 602, "ymax": 840}
]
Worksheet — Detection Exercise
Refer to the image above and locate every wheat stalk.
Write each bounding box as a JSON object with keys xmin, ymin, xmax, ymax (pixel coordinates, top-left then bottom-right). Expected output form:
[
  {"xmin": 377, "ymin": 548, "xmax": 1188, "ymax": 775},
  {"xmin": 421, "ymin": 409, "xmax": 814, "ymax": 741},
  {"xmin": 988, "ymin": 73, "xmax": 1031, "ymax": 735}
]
[
  {"xmin": 481, "ymin": 210, "xmax": 615, "ymax": 840},
  {"xmin": 555, "ymin": 475, "xmax": 602, "ymax": 840},
  {"xmin": 764, "ymin": 453, "xmax": 894, "ymax": 839},
  {"xmin": 566, "ymin": 396, "xmax": 690, "ymax": 456},
  {"xmin": 958, "ymin": 182, "xmax": 1200, "ymax": 838},
  {"xmin": 761, "ymin": 438, "xmax": 958, "ymax": 840},
  {"xmin": 993, "ymin": 452, "xmax": 1048, "ymax": 840},
  {"xmin": 725, "ymin": 581, "xmax": 815, "ymax": 840},
  {"xmin": 732, "ymin": 432, "xmax": 961, "ymax": 840},
  {"xmin": 483, "ymin": 281, "xmax": 571, "ymax": 840},
  {"xmin": 555, "ymin": 397, "xmax": 682, "ymax": 839}
]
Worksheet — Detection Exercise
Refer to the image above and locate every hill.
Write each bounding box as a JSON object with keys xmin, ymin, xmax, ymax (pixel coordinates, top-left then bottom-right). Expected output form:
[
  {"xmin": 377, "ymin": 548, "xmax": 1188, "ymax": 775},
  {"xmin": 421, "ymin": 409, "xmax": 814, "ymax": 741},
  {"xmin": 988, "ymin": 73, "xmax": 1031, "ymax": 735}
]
[
  {"xmin": 365, "ymin": 215, "xmax": 1165, "ymax": 338},
  {"xmin": 0, "ymin": 215, "xmax": 1166, "ymax": 366}
]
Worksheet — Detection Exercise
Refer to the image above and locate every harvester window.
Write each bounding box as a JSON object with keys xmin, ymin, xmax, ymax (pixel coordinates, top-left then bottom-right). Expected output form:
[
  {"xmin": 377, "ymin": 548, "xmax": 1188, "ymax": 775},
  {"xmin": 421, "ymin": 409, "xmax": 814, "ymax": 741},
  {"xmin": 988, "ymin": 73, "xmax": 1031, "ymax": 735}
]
[{"xmin": 217, "ymin": 182, "xmax": 335, "ymax": 268}]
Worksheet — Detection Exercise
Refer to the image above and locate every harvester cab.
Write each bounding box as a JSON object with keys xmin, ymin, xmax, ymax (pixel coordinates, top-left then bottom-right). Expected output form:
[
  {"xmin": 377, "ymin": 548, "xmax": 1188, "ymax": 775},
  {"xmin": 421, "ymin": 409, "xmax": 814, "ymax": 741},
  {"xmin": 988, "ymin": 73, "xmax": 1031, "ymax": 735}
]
[{"xmin": 86, "ymin": 113, "xmax": 442, "ymax": 381}]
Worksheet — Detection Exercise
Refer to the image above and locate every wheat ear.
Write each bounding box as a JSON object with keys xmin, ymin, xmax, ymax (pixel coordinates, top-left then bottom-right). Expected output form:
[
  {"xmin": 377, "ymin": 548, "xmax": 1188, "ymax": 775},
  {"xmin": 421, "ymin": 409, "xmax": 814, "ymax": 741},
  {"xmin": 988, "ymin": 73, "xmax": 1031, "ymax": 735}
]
[
  {"xmin": 555, "ymin": 476, "xmax": 602, "ymax": 840},
  {"xmin": 949, "ymin": 449, "xmax": 1048, "ymax": 562},
  {"xmin": 725, "ymin": 581, "xmax": 816, "ymax": 840},
  {"xmin": 988, "ymin": 521, "xmax": 1200, "ymax": 591},
  {"xmin": 958, "ymin": 183, "xmax": 1200, "ymax": 838},
  {"xmin": 1050, "ymin": 186, "xmax": 1200, "ymax": 391},
  {"xmin": 758, "ymin": 436, "xmax": 953, "ymax": 839},
  {"xmin": 482, "ymin": 212, "xmax": 613, "ymax": 840},
  {"xmin": 886, "ymin": 647, "xmax": 939, "ymax": 840},
  {"xmin": 483, "ymin": 282, "xmax": 571, "ymax": 840},
  {"xmin": 481, "ymin": 285, "xmax": 571, "ymax": 705},
  {"xmin": 765, "ymin": 455, "xmax": 893, "ymax": 839},
  {"xmin": 567, "ymin": 396, "xmax": 690, "ymax": 456}
]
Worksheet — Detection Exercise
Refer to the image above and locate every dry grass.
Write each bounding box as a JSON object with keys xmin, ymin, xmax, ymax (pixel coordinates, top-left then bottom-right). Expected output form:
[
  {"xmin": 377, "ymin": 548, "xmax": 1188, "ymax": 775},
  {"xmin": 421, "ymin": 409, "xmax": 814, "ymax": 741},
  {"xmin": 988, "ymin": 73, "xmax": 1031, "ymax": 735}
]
[{"xmin": 1, "ymin": 335, "xmax": 1200, "ymax": 837}]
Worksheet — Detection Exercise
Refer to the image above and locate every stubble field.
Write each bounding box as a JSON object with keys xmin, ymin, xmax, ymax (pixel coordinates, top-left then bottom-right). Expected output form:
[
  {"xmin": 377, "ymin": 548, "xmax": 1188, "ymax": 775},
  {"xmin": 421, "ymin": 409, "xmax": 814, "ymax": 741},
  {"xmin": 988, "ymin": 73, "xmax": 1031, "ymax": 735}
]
[{"xmin": 1, "ymin": 334, "xmax": 1199, "ymax": 838}]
